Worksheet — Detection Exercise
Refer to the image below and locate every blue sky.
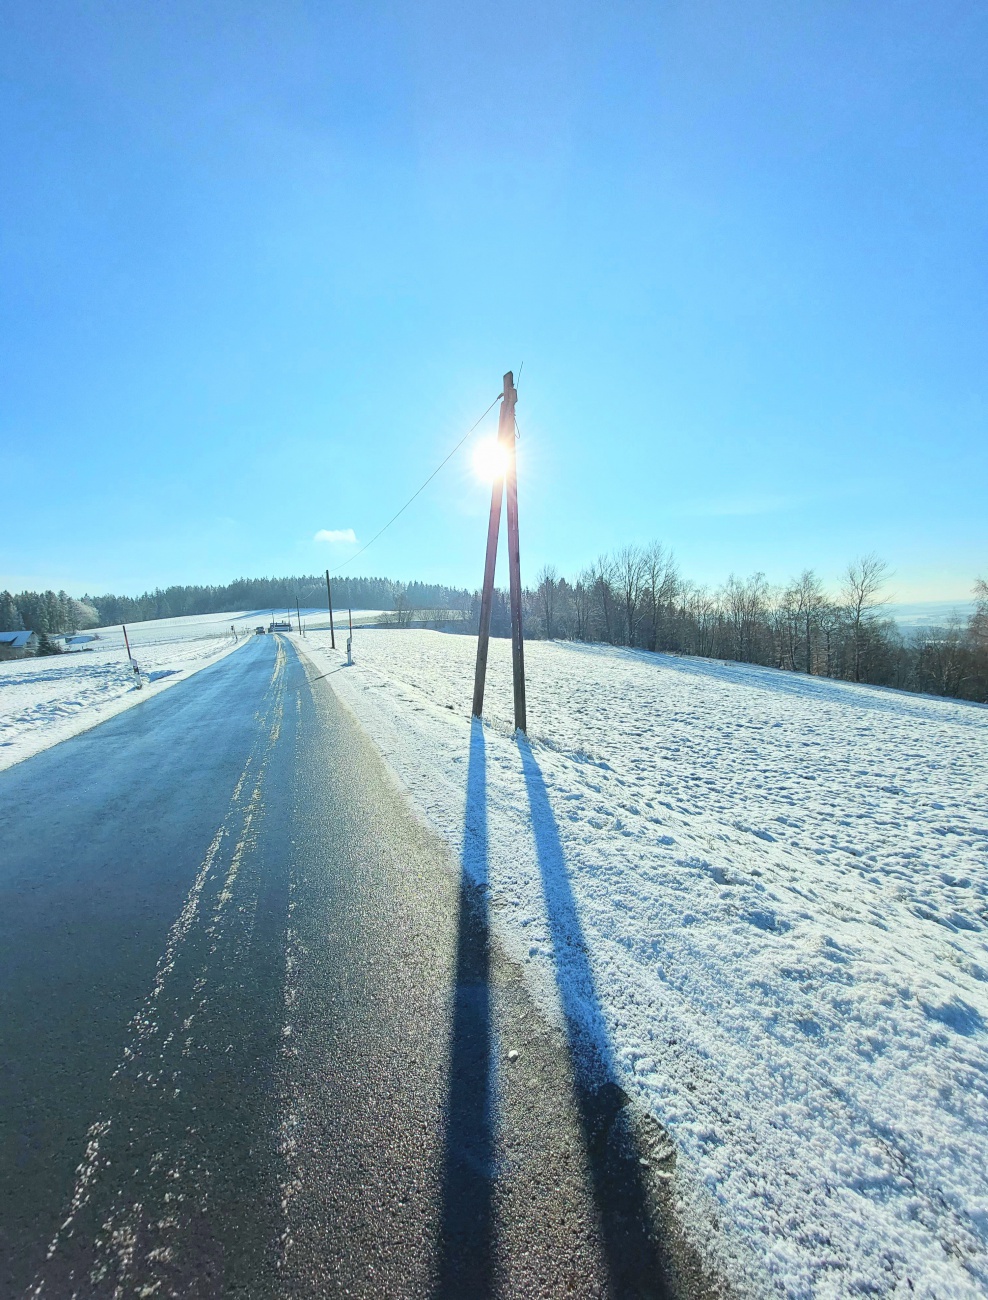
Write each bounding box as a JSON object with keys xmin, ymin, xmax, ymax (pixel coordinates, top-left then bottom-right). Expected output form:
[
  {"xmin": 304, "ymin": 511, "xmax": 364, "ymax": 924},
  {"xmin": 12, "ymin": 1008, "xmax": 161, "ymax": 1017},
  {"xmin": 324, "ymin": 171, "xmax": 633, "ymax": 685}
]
[{"xmin": 2, "ymin": 0, "xmax": 985, "ymax": 601}]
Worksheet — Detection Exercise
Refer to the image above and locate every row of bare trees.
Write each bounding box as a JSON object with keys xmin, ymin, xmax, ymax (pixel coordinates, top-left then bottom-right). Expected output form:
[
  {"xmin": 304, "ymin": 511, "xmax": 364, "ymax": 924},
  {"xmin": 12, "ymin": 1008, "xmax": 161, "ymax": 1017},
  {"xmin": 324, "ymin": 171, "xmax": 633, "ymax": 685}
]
[{"xmin": 515, "ymin": 549, "xmax": 988, "ymax": 703}]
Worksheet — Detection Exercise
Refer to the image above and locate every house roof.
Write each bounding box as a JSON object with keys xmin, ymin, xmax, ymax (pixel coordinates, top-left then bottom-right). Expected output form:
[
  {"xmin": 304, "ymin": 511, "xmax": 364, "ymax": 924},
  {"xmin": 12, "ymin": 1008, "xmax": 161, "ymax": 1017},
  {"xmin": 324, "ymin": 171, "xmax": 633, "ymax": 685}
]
[{"xmin": 0, "ymin": 631, "xmax": 36, "ymax": 648}]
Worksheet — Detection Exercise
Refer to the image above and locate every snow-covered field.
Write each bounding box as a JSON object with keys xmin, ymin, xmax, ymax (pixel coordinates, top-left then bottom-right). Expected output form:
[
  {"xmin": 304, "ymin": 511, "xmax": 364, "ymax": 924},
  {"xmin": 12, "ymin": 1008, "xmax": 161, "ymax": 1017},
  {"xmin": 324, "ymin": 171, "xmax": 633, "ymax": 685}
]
[
  {"xmin": 299, "ymin": 627, "xmax": 988, "ymax": 1299},
  {"xmin": 0, "ymin": 616, "xmax": 247, "ymax": 771}
]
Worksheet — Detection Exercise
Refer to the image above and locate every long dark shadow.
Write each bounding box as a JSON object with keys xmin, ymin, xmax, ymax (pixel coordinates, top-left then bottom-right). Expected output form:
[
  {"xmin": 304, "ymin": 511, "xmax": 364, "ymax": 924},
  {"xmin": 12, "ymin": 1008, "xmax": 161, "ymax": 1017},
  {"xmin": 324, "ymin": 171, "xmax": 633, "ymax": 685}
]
[
  {"xmin": 434, "ymin": 719, "xmax": 495, "ymax": 1298},
  {"xmin": 518, "ymin": 736, "xmax": 671, "ymax": 1300}
]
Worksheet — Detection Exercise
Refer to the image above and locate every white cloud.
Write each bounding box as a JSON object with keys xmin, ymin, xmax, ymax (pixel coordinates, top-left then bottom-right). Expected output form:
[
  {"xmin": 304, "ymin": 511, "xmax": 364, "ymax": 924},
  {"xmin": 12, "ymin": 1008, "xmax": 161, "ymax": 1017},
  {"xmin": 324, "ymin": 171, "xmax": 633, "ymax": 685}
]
[{"xmin": 314, "ymin": 528, "xmax": 357, "ymax": 544}]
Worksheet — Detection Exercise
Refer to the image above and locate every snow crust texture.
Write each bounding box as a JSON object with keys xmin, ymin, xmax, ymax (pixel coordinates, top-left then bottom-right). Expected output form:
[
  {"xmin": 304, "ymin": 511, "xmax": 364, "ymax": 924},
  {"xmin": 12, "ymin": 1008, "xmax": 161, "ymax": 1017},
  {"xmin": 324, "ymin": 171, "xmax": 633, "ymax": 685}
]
[{"xmin": 310, "ymin": 628, "xmax": 988, "ymax": 1300}]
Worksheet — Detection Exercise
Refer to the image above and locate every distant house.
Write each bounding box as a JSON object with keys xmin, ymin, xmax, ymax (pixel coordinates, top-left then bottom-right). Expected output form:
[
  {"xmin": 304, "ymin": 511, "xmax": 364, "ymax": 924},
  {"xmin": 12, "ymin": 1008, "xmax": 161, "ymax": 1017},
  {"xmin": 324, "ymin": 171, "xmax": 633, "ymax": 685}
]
[
  {"xmin": 0, "ymin": 630, "xmax": 39, "ymax": 659},
  {"xmin": 64, "ymin": 634, "xmax": 98, "ymax": 648}
]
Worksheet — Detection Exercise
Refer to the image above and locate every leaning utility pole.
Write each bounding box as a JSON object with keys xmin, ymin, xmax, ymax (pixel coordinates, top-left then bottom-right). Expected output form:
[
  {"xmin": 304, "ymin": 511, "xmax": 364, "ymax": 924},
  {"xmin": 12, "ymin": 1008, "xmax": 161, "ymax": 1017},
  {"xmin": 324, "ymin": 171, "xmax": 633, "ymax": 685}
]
[
  {"xmin": 471, "ymin": 370, "xmax": 527, "ymax": 732},
  {"xmin": 325, "ymin": 569, "xmax": 336, "ymax": 649}
]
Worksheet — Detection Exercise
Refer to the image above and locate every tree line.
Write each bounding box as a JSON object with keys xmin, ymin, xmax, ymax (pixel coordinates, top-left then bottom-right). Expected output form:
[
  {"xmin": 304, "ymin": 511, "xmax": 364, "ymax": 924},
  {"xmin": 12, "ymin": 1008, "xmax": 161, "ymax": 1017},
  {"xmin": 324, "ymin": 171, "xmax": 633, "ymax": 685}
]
[
  {"xmin": 79, "ymin": 573, "xmax": 473, "ymax": 626},
  {"xmin": 0, "ymin": 574, "xmax": 473, "ymax": 635},
  {"xmin": 514, "ymin": 546, "xmax": 988, "ymax": 704},
  {"xmin": 4, "ymin": 555, "xmax": 986, "ymax": 704}
]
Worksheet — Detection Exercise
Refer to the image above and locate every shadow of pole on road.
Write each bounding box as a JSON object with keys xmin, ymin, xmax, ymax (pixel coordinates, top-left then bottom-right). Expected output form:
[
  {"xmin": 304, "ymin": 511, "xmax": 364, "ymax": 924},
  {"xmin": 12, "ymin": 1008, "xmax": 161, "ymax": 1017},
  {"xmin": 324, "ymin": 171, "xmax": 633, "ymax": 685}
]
[
  {"xmin": 434, "ymin": 722, "xmax": 670, "ymax": 1298},
  {"xmin": 517, "ymin": 735, "xmax": 670, "ymax": 1300},
  {"xmin": 434, "ymin": 718, "xmax": 495, "ymax": 1298}
]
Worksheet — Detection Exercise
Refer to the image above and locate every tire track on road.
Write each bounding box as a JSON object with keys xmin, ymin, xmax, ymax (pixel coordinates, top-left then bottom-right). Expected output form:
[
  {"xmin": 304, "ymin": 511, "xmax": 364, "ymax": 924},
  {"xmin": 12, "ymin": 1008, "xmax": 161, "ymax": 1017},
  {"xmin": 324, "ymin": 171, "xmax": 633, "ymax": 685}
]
[{"xmin": 29, "ymin": 641, "xmax": 290, "ymax": 1299}]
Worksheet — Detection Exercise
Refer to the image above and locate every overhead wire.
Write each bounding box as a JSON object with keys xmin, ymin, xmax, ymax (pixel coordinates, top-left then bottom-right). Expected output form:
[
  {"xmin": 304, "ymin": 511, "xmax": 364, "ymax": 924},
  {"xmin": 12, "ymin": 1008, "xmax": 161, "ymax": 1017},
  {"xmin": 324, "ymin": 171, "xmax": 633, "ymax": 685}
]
[
  {"xmin": 90, "ymin": 388, "xmax": 508, "ymax": 632},
  {"xmin": 327, "ymin": 390, "xmax": 503, "ymax": 575}
]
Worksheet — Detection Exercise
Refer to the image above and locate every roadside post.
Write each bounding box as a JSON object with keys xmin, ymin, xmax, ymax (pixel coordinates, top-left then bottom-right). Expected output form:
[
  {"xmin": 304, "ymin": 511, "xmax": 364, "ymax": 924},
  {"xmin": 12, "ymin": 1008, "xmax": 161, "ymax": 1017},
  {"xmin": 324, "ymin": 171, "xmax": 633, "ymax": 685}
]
[
  {"xmin": 325, "ymin": 569, "xmax": 337, "ymax": 649},
  {"xmin": 121, "ymin": 624, "xmax": 143, "ymax": 690}
]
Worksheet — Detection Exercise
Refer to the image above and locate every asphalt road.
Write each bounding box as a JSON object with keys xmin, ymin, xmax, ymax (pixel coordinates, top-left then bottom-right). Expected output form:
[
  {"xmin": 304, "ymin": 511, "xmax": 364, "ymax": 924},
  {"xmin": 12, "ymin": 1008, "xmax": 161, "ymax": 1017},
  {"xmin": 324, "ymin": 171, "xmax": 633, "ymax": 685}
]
[{"xmin": 0, "ymin": 635, "xmax": 720, "ymax": 1299}]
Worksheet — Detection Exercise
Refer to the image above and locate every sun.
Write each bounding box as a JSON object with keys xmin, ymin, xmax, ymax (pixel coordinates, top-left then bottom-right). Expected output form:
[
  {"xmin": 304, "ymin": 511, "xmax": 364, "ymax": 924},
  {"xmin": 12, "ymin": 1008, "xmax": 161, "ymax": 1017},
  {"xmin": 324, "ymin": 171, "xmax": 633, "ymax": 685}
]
[{"xmin": 472, "ymin": 437, "xmax": 509, "ymax": 484}]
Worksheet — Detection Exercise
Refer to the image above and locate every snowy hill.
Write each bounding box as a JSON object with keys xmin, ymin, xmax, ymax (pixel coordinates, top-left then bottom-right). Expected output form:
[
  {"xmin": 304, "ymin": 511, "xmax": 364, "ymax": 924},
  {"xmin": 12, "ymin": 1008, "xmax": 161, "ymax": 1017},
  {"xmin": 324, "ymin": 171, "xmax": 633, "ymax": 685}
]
[{"xmin": 300, "ymin": 627, "xmax": 988, "ymax": 1298}]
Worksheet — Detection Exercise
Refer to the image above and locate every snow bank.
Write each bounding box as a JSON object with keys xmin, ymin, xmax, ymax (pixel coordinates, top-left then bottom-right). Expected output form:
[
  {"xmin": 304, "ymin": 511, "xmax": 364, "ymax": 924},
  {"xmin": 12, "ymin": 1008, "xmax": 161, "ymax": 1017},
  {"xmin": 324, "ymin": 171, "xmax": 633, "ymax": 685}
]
[
  {"xmin": 0, "ymin": 624, "xmax": 246, "ymax": 772},
  {"xmin": 299, "ymin": 628, "xmax": 988, "ymax": 1299}
]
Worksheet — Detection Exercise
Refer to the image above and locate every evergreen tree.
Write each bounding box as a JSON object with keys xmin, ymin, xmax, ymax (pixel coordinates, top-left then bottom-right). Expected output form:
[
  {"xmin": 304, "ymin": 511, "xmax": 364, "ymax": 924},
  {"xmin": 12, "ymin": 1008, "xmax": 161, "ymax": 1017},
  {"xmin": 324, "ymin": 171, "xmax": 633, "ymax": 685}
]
[
  {"xmin": 43, "ymin": 589, "xmax": 62, "ymax": 633},
  {"xmin": 0, "ymin": 591, "xmax": 23, "ymax": 630}
]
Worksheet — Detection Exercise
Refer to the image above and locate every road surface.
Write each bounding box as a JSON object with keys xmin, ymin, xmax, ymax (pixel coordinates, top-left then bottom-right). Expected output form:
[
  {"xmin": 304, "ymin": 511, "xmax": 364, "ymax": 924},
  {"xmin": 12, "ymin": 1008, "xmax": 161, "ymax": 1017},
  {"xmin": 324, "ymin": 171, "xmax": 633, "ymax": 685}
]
[{"xmin": 0, "ymin": 635, "xmax": 717, "ymax": 1298}]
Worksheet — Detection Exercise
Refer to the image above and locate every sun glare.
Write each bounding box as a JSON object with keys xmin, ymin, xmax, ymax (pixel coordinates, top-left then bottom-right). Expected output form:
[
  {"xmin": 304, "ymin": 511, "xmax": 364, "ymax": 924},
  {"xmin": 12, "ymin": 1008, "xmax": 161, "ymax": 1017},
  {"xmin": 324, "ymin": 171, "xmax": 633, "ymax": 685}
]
[{"xmin": 472, "ymin": 438, "xmax": 509, "ymax": 484}]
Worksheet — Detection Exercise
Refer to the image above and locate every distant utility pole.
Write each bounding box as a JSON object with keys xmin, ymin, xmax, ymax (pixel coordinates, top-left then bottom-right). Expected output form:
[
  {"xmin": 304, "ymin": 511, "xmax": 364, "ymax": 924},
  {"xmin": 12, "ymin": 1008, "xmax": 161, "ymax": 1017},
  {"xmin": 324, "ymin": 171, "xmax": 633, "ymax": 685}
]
[
  {"xmin": 295, "ymin": 597, "xmax": 302, "ymax": 634},
  {"xmin": 471, "ymin": 371, "xmax": 527, "ymax": 732},
  {"xmin": 325, "ymin": 570, "xmax": 337, "ymax": 649}
]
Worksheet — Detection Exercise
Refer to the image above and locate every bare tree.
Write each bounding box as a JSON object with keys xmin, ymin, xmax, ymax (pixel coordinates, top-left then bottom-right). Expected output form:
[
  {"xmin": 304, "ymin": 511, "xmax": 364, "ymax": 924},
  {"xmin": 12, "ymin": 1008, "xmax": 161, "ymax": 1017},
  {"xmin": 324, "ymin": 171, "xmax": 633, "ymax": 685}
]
[
  {"xmin": 615, "ymin": 545, "xmax": 646, "ymax": 647},
  {"xmin": 817, "ymin": 601, "xmax": 843, "ymax": 678},
  {"xmin": 842, "ymin": 553, "xmax": 890, "ymax": 682},
  {"xmin": 915, "ymin": 618, "xmax": 968, "ymax": 697},
  {"xmin": 971, "ymin": 577, "xmax": 988, "ymax": 648},
  {"xmin": 641, "ymin": 542, "xmax": 678, "ymax": 652},
  {"xmin": 679, "ymin": 582, "xmax": 715, "ymax": 656},
  {"xmin": 723, "ymin": 572, "xmax": 770, "ymax": 663},
  {"xmin": 772, "ymin": 584, "xmax": 799, "ymax": 670},
  {"xmin": 590, "ymin": 554, "xmax": 618, "ymax": 643},
  {"xmin": 780, "ymin": 569, "xmax": 826, "ymax": 673},
  {"xmin": 966, "ymin": 577, "xmax": 988, "ymax": 702},
  {"xmin": 391, "ymin": 591, "xmax": 414, "ymax": 627},
  {"xmin": 536, "ymin": 564, "xmax": 559, "ymax": 640},
  {"xmin": 798, "ymin": 570, "xmax": 826, "ymax": 674},
  {"xmin": 574, "ymin": 570, "xmax": 593, "ymax": 641}
]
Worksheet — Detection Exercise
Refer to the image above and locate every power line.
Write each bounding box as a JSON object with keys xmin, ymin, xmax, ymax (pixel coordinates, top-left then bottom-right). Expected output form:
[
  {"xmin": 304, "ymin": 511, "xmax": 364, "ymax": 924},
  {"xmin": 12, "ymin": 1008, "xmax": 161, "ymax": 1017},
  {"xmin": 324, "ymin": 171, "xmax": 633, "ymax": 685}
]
[
  {"xmin": 328, "ymin": 392, "xmax": 503, "ymax": 575},
  {"xmin": 88, "ymin": 390, "xmax": 506, "ymax": 629}
]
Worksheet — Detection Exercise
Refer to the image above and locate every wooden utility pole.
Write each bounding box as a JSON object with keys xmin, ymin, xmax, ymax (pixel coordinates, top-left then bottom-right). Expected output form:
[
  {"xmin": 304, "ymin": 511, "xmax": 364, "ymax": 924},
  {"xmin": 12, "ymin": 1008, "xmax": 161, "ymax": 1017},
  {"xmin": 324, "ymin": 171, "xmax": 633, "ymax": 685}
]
[
  {"xmin": 325, "ymin": 569, "xmax": 336, "ymax": 649},
  {"xmin": 295, "ymin": 597, "xmax": 302, "ymax": 634},
  {"xmin": 471, "ymin": 371, "xmax": 526, "ymax": 731},
  {"xmin": 504, "ymin": 380, "xmax": 527, "ymax": 733}
]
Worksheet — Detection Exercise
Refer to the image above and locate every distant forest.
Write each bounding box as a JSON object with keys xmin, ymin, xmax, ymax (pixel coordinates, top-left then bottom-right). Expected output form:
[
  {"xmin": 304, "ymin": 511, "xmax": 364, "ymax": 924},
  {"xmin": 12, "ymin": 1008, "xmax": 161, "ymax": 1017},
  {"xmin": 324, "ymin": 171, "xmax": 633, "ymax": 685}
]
[
  {"xmin": 0, "ymin": 574, "xmax": 471, "ymax": 635},
  {"xmin": 0, "ymin": 589, "xmax": 91, "ymax": 637},
  {"xmin": 3, "ymin": 552, "xmax": 986, "ymax": 704}
]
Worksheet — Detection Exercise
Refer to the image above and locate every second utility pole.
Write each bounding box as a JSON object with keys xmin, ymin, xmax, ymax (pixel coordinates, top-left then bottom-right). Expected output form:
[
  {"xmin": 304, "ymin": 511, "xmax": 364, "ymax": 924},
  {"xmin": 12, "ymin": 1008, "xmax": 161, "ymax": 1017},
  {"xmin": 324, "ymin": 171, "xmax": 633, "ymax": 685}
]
[
  {"xmin": 471, "ymin": 370, "xmax": 526, "ymax": 732},
  {"xmin": 325, "ymin": 569, "xmax": 336, "ymax": 649}
]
